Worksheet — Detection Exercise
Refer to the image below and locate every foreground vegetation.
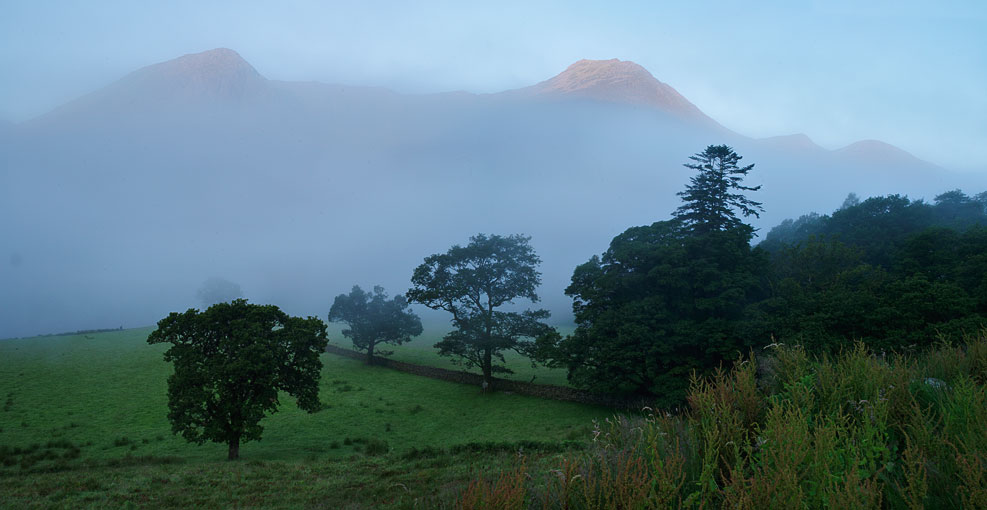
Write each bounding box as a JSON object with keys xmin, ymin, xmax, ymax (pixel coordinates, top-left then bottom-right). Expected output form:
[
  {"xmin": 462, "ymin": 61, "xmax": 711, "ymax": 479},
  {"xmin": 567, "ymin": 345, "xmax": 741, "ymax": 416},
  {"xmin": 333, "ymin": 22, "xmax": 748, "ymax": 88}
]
[{"xmin": 462, "ymin": 335, "xmax": 987, "ymax": 509}]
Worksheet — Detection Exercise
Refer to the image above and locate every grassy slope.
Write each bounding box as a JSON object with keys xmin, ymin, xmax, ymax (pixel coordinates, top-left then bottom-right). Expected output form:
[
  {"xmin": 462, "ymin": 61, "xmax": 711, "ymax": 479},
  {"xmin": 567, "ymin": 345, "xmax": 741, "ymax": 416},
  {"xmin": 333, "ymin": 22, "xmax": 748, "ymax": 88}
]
[
  {"xmin": 0, "ymin": 327, "xmax": 610, "ymax": 507},
  {"xmin": 0, "ymin": 450, "xmax": 546, "ymax": 509},
  {"xmin": 0, "ymin": 327, "xmax": 606, "ymax": 460},
  {"xmin": 326, "ymin": 323, "xmax": 576, "ymax": 387}
]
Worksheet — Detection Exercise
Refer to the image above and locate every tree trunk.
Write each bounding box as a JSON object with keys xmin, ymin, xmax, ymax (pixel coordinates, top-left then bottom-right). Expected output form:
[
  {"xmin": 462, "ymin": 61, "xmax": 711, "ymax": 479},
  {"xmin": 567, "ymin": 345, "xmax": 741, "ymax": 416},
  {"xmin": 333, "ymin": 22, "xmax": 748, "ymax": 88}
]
[
  {"xmin": 366, "ymin": 342, "xmax": 375, "ymax": 365},
  {"xmin": 483, "ymin": 303, "xmax": 494, "ymax": 392},
  {"xmin": 482, "ymin": 348, "xmax": 493, "ymax": 392},
  {"xmin": 228, "ymin": 436, "xmax": 240, "ymax": 461}
]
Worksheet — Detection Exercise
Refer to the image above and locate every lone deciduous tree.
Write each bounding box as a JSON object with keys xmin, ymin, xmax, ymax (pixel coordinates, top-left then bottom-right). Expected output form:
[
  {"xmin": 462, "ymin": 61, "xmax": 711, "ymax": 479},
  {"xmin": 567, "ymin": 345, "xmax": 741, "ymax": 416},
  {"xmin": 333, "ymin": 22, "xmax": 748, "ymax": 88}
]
[
  {"xmin": 407, "ymin": 234, "xmax": 551, "ymax": 390},
  {"xmin": 147, "ymin": 299, "xmax": 328, "ymax": 460},
  {"xmin": 328, "ymin": 285, "xmax": 423, "ymax": 364}
]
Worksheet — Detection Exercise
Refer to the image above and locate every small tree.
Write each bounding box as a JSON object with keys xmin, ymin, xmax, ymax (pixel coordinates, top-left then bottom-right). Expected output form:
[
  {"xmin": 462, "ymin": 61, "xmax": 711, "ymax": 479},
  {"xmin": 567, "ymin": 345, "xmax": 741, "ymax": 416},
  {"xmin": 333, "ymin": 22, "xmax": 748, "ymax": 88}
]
[
  {"xmin": 147, "ymin": 299, "xmax": 328, "ymax": 460},
  {"xmin": 328, "ymin": 285, "xmax": 423, "ymax": 364},
  {"xmin": 840, "ymin": 192, "xmax": 861, "ymax": 210},
  {"xmin": 674, "ymin": 144, "xmax": 762, "ymax": 235},
  {"xmin": 407, "ymin": 234, "xmax": 551, "ymax": 390},
  {"xmin": 196, "ymin": 277, "xmax": 243, "ymax": 307}
]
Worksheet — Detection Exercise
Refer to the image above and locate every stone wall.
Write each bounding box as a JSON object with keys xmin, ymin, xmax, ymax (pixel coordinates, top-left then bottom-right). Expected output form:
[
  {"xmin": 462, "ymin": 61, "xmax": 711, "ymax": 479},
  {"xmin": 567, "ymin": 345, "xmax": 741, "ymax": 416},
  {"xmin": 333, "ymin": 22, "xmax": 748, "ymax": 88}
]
[{"xmin": 325, "ymin": 344, "xmax": 651, "ymax": 410}]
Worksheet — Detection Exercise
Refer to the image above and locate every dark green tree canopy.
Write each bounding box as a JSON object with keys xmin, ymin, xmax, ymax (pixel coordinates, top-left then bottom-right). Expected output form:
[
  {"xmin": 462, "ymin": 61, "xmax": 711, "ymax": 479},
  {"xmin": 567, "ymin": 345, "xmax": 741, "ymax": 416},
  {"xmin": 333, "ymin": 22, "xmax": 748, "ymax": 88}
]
[
  {"xmin": 760, "ymin": 191, "xmax": 987, "ymax": 265},
  {"xmin": 328, "ymin": 285, "xmax": 423, "ymax": 364},
  {"xmin": 537, "ymin": 221, "xmax": 766, "ymax": 405},
  {"xmin": 754, "ymin": 190, "xmax": 987, "ymax": 353},
  {"xmin": 147, "ymin": 299, "xmax": 328, "ymax": 460},
  {"xmin": 933, "ymin": 189, "xmax": 987, "ymax": 227},
  {"xmin": 407, "ymin": 234, "xmax": 551, "ymax": 389},
  {"xmin": 674, "ymin": 144, "xmax": 762, "ymax": 235}
]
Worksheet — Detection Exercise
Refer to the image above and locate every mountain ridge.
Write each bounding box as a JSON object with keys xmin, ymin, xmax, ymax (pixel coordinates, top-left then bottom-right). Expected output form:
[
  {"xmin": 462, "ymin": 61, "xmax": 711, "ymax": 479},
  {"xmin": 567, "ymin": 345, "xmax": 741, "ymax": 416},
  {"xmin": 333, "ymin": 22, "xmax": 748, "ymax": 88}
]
[{"xmin": 22, "ymin": 48, "xmax": 937, "ymax": 169}]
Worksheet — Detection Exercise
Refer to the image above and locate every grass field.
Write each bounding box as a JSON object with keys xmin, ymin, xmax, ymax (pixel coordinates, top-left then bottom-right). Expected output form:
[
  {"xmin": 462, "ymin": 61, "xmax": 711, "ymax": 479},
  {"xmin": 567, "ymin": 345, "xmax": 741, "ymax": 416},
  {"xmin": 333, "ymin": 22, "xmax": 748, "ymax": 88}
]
[
  {"xmin": 0, "ymin": 447, "xmax": 569, "ymax": 508},
  {"xmin": 0, "ymin": 326, "xmax": 613, "ymax": 507},
  {"xmin": 326, "ymin": 322, "xmax": 576, "ymax": 387}
]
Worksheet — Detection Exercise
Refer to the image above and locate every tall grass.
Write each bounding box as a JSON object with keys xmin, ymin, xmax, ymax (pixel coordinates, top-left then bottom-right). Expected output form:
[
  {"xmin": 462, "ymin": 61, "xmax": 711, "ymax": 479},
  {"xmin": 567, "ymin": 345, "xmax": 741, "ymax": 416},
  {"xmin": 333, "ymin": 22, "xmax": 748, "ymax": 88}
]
[{"xmin": 460, "ymin": 333, "xmax": 987, "ymax": 508}]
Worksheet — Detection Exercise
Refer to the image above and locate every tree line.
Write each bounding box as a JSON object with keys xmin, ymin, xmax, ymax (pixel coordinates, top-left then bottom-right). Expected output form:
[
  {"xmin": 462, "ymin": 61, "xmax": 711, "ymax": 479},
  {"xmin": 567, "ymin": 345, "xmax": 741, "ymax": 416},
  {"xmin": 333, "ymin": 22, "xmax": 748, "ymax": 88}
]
[{"xmin": 754, "ymin": 190, "xmax": 987, "ymax": 357}]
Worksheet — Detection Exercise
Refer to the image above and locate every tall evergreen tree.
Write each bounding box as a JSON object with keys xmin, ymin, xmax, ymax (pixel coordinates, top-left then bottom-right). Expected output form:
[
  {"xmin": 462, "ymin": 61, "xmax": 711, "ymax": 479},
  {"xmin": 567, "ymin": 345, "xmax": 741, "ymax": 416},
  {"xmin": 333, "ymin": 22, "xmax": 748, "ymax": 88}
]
[{"xmin": 674, "ymin": 145, "xmax": 762, "ymax": 235}]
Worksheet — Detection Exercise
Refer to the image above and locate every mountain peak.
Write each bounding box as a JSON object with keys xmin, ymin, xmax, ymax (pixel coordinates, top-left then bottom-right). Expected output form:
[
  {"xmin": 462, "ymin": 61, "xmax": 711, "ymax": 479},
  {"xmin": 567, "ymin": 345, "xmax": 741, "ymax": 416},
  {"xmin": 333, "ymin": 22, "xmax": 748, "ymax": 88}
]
[
  {"xmin": 519, "ymin": 58, "xmax": 720, "ymax": 127},
  {"xmin": 550, "ymin": 59, "xmax": 656, "ymax": 92},
  {"xmin": 171, "ymin": 47, "xmax": 253, "ymax": 69},
  {"xmin": 121, "ymin": 48, "xmax": 267, "ymax": 102}
]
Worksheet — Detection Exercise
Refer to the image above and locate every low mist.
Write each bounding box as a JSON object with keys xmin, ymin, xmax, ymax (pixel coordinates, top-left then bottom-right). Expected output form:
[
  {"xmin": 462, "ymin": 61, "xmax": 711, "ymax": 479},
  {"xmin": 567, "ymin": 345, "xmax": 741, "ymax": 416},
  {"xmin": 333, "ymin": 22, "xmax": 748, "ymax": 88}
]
[{"xmin": 2, "ymin": 53, "xmax": 983, "ymax": 339}]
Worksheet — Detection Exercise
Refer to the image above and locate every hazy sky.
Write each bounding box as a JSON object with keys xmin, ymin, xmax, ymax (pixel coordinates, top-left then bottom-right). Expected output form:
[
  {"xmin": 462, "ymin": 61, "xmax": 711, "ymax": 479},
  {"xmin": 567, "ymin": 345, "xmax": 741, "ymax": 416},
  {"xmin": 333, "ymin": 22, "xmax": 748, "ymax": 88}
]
[{"xmin": 2, "ymin": 1, "xmax": 985, "ymax": 170}]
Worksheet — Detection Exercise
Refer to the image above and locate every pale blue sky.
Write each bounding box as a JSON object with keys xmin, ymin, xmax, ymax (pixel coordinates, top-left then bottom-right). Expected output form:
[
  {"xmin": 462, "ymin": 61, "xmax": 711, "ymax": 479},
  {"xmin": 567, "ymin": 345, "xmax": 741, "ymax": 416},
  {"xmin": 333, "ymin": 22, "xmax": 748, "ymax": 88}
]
[{"xmin": 2, "ymin": 0, "xmax": 984, "ymax": 169}]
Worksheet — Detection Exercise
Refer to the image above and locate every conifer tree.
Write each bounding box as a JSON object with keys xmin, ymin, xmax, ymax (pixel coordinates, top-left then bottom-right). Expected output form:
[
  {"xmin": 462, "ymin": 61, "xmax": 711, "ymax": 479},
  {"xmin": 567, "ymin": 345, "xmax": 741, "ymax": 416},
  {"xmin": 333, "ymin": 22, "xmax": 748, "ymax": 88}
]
[{"xmin": 674, "ymin": 144, "xmax": 762, "ymax": 235}]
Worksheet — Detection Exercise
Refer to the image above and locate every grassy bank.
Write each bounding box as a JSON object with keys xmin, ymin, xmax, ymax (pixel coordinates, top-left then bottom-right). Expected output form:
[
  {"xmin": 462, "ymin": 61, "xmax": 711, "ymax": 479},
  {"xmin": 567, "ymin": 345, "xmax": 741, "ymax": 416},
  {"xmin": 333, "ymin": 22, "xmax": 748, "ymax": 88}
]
[{"xmin": 0, "ymin": 446, "xmax": 571, "ymax": 508}]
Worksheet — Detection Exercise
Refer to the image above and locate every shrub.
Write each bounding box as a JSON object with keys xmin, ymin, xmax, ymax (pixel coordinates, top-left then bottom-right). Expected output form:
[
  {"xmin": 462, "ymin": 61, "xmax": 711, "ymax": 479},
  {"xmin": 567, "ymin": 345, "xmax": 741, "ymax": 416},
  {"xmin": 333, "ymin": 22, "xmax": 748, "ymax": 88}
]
[
  {"xmin": 363, "ymin": 439, "xmax": 389, "ymax": 456},
  {"xmin": 401, "ymin": 446, "xmax": 445, "ymax": 460}
]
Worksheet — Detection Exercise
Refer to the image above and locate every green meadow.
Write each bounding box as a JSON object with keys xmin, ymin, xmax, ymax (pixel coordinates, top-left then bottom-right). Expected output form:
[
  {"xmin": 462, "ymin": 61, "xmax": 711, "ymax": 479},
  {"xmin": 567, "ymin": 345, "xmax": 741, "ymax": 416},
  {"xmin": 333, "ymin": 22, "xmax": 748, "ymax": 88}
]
[
  {"xmin": 0, "ymin": 327, "xmax": 612, "ymax": 508},
  {"xmin": 326, "ymin": 322, "xmax": 576, "ymax": 387}
]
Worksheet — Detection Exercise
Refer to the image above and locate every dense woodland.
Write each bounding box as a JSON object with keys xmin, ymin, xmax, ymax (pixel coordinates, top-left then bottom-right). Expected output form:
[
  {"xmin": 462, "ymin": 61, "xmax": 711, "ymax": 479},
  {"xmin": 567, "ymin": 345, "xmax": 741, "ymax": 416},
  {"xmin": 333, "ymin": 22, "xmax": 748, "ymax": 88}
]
[
  {"xmin": 536, "ymin": 172, "xmax": 987, "ymax": 407},
  {"xmin": 756, "ymin": 190, "xmax": 987, "ymax": 353}
]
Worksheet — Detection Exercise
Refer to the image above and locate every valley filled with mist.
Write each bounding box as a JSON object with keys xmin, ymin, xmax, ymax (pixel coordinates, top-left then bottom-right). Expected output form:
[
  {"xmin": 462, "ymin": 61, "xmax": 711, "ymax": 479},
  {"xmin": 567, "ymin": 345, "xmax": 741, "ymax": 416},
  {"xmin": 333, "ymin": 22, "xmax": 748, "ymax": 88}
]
[{"xmin": 3, "ymin": 48, "xmax": 979, "ymax": 339}]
